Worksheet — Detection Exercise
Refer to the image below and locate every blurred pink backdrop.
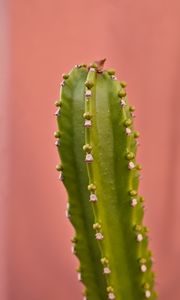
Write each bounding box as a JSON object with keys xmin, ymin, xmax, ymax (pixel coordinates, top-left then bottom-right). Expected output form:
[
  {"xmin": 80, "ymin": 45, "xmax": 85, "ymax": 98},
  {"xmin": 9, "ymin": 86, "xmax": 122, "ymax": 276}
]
[{"xmin": 1, "ymin": 0, "xmax": 180, "ymax": 299}]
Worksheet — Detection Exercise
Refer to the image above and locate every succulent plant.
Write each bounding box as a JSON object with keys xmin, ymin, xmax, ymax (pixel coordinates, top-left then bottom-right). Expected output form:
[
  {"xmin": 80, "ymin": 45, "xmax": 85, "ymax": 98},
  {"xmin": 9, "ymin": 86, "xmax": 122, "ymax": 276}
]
[{"xmin": 54, "ymin": 59, "xmax": 157, "ymax": 300}]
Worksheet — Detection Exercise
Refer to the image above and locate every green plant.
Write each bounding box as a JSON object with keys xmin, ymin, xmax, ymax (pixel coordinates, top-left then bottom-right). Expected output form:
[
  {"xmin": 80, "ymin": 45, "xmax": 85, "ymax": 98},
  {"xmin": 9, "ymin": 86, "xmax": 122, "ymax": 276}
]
[{"xmin": 54, "ymin": 59, "xmax": 157, "ymax": 300}]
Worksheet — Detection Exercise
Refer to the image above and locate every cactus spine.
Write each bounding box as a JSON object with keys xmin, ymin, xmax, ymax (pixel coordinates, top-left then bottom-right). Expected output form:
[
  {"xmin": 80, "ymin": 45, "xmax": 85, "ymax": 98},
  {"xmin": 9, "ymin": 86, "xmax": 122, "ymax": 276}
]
[{"xmin": 55, "ymin": 60, "xmax": 157, "ymax": 300}]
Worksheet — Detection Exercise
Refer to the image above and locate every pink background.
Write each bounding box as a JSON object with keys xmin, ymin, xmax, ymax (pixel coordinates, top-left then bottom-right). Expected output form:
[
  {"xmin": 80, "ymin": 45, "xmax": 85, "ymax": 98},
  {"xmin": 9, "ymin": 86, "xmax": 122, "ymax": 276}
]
[{"xmin": 1, "ymin": 0, "xmax": 180, "ymax": 299}]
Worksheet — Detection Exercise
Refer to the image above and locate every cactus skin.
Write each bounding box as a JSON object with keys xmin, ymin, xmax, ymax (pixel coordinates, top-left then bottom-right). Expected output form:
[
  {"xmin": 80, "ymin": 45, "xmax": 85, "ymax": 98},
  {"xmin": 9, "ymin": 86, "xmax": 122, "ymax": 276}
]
[{"xmin": 55, "ymin": 60, "xmax": 157, "ymax": 300}]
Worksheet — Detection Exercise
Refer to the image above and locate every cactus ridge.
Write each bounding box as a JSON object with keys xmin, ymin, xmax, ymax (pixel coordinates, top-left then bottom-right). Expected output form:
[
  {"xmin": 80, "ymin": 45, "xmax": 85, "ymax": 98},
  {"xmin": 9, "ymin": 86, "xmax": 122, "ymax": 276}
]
[{"xmin": 55, "ymin": 61, "xmax": 157, "ymax": 300}]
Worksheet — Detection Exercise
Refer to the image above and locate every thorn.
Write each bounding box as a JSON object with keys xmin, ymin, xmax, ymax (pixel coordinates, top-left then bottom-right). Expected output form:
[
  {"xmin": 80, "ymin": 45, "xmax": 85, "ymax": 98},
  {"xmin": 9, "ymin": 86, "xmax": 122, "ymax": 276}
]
[
  {"xmin": 89, "ymin": 193, "xmax": 97, "ymax": 202},
  {"xmin": 94, "ymin": 58, "xmax": 106, "ymax": 72},
  {"xmin": 83, "ymin": 144, "xmax": 92, "ymax": 152},
  {"xmin": 62, "ymin": 73, "xmax": 69, "ymax": 79},
  {"xmin": 95, "ymin": 232, "xmax": 103, "ymax": 240},
  {"xmin": 129, "ymin": 105, "xmax": 135, "ymax": 112},
  {"xmin": 120, "ymin": 99, "xmax": 126, "ymax": 106},
  {"xmin": 65, "ymin": 209, "xmax": 69, "ymax": 218},
  {"xmin": 77, "ymin": 272, "xmax": 81, "ymax": 281},
  {"xmin": 125, "ymin": 127, "xmax": 132, "ymax": 135},
  {"xmin": 83, "ymin": 112, "xmax": 92, "ymax": 120},
  {"xmin": 71, "ymin": 245, "xmax": 75, "ymax": 254},
  {"xmin": 56, "ymin": 164, "xmax": 63, "ymax": 171},
  {"xmin": 88, "ymin": 184, "xmax": 96, "ymax": 191},
  {"xmin": 131, "ymin": 112, "xmax": 136, "ymax": 118},
  {"xmin": 101, "ymin": 257, "xmax": 109, "ymax": 265},
  {"xmin": 134, "ymin": 131, "xmax": 140, "ymax": 138},
  {"xmin": 107, "ymin": 69, "xmax": 116, "ymax": 75},
  {"xmin": 89, "ymin": 62, "xmax": 97, "ymax": 69},
  {"xmin": 140, "ymin": 264, "xmax": 147, "ymax": 272},
  {"xmin": 54, "ymin": 108, "xmax": 61, "ymax": 116},
  {"xmin": 129, "ymin": 189, "xmax": 137, "ymax": 196},
  {"xmin": 85, "ymin": 153, "xmax": 93, "ymax": 163},
  {"xmin": 124, "ymin": 119, "xmax": 132, "ymax": 127},
  {"xmin": 111, "ymin": 75, "xmax": 117, "ymax": 80},
  {"xmin": 85, "ymin": 80, "xmax": 94, "ymax": 89},
  {"xmin": 59, "ymin": 172, "xmax": 64, "ymax": 181},
  {"xmin": 103, "ymin": 267, "xmax": 111, "ymax": 274},
  {"xmin": 126, "ymin": 152, "xmax": 135, "ymax": 160},
  {"xmin": 137, "ymin": 233, "xmax": 143, "ymax": 242},
  {"xmin": 75, "ymin": 64, "xmax": 81, "ymax": 68},
  {"xmin": 89, "ymin": 67, "xmax": 96, "ymax": 72},
  {"xmin": 139, "ymin": 196, "xmax": 144, "ymax": 203},
  {"xmin": 131, "ymin": 198, "xmax": 138, "ymax": 207},
  {"xmin": 71, "ymin": 236, "xmax": 77, "ymax": 243},
  {"xmin": 55, "ymin": 100, "xmax": 61, "ymax": 107},
  {"xmin": 85, "ymin": 90, "xmax": 92, "ymax": 98},
  {"xmin": 54, "ymin": 131, "xmax": 61, "ymax": 138},
  {"xmin": 60, "ymin": 80, "xmax": 65, "ymax": 87},
  {"xmin": 134, "ymin": 224, "xmax": 142, "ymax": 232},
  {"xmin": 108, "ymin": 293, "xmax": 115, "ymax": 299},
  {"xmin": 145, "ymin": 290, "xmax": 151, "ymax": 298},
  {"xmin": 84, "ymin": 119, "xmax": 92, "ymax": 128},
  {"xmin": 55, "ymin": 140, "xmax": 60, "ymax": 147},
  {"xmin": 107, "ymin": 287, "xmax": 114, "ymax": 293},
  {"xmin": 136, "ymin": 164, "xmax": 142, "ymax": 170},
  {"xmin": 93, "ymin": 223, "xmax": 101, "ymax": 230},
  {"xmin": 120, "ymin": 81, "xmax": 127, "ymax": 87},
  {"xmin": 128, "ymin": 161, "xmax": 135, "ymax": 170},
  {"xmin": 118, "ymin": 89, "xmax": 126, "ymax": 98}
]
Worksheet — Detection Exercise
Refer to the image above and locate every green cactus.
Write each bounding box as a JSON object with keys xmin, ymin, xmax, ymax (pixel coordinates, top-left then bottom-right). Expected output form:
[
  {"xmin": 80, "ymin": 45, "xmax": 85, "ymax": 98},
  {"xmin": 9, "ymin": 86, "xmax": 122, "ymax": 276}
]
[{"xmin": 54, "ymin": 59, "xmax": 157, "ymax": 300}]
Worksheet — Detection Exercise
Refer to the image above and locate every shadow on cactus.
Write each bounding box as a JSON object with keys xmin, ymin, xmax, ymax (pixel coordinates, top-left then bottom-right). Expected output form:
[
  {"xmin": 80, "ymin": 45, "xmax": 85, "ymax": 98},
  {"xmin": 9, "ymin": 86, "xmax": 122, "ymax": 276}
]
[{"xmin": 54, "ymin": 59, "xmax": 157, "ymax": 300}]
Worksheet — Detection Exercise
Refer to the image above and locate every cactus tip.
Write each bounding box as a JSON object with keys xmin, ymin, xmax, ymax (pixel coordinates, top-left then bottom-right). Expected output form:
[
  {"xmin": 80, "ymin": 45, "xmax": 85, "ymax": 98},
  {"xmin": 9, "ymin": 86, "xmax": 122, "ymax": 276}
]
[{"xmin": 93, "ymin": 58, "xmax": 106, "ymax": 72}]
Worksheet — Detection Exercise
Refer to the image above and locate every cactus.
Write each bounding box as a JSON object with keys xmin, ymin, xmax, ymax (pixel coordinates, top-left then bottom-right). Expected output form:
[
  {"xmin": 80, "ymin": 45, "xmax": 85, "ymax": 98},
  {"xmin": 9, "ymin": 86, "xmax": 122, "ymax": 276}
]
[{"xmin": 54, "ymin": 59, "xmax": 157, "ymax": 300}]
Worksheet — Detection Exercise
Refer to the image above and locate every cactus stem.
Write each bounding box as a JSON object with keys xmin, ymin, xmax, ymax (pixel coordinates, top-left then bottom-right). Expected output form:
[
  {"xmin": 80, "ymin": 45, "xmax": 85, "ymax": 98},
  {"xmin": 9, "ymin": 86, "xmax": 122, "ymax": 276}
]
[{"xmin": 56, "ymin": 62, "xmax": 157, "ymax": 300}]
